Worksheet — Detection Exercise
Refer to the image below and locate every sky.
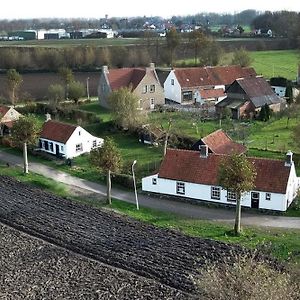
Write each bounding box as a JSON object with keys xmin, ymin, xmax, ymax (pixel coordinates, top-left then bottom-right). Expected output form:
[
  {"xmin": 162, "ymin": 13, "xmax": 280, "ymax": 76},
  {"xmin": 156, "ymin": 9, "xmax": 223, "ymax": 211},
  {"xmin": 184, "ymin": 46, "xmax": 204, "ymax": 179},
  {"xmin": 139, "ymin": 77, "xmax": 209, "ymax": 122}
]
[{"xmin": 1, "ymin": 0, "xmax": 300, "ymax": 19}]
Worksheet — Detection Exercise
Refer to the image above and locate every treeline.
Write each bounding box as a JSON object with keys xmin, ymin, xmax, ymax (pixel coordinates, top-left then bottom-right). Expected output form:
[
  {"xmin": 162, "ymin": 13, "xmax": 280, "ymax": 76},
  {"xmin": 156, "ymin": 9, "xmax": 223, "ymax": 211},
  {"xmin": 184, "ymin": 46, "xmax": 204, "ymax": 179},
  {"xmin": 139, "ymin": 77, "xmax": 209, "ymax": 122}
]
[
  {"xmin": 252, "ymin": 11, "xmax": 300, "ymax": 40},
  {"xmin": 0, "ymin": 46, "xmax": 153, "ymax": 71}
]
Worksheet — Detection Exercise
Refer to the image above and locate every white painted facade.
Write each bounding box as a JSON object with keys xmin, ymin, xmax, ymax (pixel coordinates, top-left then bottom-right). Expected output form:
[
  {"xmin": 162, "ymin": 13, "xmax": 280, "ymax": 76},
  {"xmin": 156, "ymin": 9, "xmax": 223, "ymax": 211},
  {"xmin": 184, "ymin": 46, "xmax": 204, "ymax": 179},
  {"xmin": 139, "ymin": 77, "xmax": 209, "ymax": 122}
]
[
  {"xmin": 0, "ymin": 107, "xmax": 21, "ymax": 123},
  {"xmin": 272, "ymin": 86, "xmax": 286, "ymax": 97},
  {"xmin": 164, "ymin": 70, "xmax": 182, "ymax": 103},
  {"xmin": 39, "ymin": 126, "xmax": 103, "ymax": 159},
  {"xmin": 142, "ymin": 163, "xmax": 299, "ymax": 212}
]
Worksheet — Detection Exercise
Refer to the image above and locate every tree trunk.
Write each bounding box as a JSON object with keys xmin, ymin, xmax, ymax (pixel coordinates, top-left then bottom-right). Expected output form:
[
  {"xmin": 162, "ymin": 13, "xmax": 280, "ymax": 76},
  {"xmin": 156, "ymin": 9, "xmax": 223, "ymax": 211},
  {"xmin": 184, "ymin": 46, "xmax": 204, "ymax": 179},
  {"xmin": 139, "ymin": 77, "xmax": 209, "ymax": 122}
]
[
  {"xmin": 23, "ymin": 142, "xmax": 29, "ymax": 174},
  {"xmin": 234, "ymin": 193, "xmax": 241, "ymax": 235},
  {"xmin": 163, "ymin": 133, "xmax": 169, "ymax": 156},
  {"xmin": 106, "ymin": 169, "xmax": 112, "ymax": 205}
]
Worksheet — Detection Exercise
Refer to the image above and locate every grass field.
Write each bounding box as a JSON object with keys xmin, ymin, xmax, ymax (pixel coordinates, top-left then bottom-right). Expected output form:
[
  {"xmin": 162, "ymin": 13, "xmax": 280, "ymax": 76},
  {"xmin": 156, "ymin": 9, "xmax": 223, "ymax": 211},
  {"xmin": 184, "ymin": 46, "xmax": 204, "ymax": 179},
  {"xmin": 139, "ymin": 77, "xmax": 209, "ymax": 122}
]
[
  {"xmin": 220, "ymin": 50, "xmax": 299, "ymax": 80},
  {"xmin": 1, "ymin": 164, "xmax": 299, "ymax": 264}
]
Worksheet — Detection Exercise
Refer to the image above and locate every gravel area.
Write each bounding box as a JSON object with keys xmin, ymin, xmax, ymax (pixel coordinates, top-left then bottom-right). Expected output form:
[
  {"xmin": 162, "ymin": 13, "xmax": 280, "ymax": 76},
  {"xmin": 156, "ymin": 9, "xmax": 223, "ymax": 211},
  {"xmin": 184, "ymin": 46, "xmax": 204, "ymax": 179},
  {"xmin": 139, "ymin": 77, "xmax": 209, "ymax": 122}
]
[{"xmin": 0, "ymin": 176, "xmax": 258, "ymax": 296}]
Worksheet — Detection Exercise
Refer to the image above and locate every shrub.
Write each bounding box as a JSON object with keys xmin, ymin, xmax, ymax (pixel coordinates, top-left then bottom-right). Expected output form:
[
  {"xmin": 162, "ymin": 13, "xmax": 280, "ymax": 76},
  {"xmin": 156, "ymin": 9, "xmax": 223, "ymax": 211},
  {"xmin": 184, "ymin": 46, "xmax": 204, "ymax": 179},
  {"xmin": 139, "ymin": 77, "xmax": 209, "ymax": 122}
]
[
  {"xmin": 112, "ymin": 173, "xmax": 134, "ymax": 189},
  {"xmin": 195, "ymin": 255, "xmax": 300, "ymax": 300}
]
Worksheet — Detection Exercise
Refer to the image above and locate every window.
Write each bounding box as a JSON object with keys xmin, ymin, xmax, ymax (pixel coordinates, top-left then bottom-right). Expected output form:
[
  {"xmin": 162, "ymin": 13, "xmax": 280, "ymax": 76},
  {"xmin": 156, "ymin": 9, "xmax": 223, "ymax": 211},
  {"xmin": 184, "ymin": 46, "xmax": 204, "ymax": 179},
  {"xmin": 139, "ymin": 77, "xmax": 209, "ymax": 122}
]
[
  {"xmin": 182, "ymin": 91, "xmax": 193, "ymax": 101},
  {"xmin": 76, "ymin": 143, "xmax": 83, "ymax": 152},
  {"xmin": 171, "ymin": 79, "xmax": 175, "ymax": 85},
  {"xmin": 211, "ymin": 186, "xmax": 221, "ymax": 200},
  {"xmin": 78, "ymin": 131, "xmax": 81, "ymax": 136},
  {"xmin": 142, "ymin": 85, "xmax": 148, "ymax": 93},
  {"xmin": 152, "ymin": 178, "xmax": 157, "ymax": 185},
  {"xmin": 176, "ymin": 182, "xmax": 185, "ymax": 195},
  {"xmin": 227, "ymin": 190, "xmax": 237, "ymax": 202},
  {"xmin": 93, "ymin": 140, "xmax": 97, "ymax": 148},
  {"xmin": 149, "ymin": 84, "xmax": 155, "ymax": 93},
  {"xmin": 266, "ymin": 193, "xmax": 271, "ymax": 201},
  {"xmin": 61, "ymin": 145, "xmax": 64, "ymax": 151},
  {"xmin": 49, "ymin": 142, "xmax": 53, "ymax": 152}
]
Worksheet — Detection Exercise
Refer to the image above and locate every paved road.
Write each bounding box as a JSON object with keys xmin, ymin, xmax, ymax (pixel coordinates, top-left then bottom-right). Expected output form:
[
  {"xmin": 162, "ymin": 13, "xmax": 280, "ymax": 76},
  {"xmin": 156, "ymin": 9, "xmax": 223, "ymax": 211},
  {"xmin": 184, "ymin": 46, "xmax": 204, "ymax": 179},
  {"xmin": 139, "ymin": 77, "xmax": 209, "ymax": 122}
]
[{"xmin": 1, "ymin": 150, "xmax": 300, "ymax": 229}]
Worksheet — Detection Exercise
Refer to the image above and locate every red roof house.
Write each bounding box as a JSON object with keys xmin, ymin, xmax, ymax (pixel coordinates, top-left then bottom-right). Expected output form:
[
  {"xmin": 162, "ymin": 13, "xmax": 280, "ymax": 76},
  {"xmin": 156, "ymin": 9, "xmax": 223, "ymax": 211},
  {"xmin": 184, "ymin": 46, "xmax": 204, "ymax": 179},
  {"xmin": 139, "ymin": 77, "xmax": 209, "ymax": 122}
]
[
  {"xmin": 98, "ymin": 63, "xmax": 165, "ymax": 110},
  {"xmin": 192, "ymin": 129, "xmax": 247, "ymax": 155},
  {"xmin": 142, "ymin": 149, "xmax": 299, "ymax": 211}
]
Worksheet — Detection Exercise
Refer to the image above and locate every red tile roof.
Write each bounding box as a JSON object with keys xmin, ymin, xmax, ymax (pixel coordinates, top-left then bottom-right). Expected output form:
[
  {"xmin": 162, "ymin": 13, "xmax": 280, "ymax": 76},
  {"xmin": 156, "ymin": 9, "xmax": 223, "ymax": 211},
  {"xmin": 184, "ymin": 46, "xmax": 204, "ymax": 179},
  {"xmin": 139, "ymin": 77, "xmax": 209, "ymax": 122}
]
[
  {"xmin": 202, "ymin": 129, "xmax": 247, "ymax": 155},
  {"xmin": 0, "ymin": 106, "xmax": 10, "ymax": 116},
  {"xmin": 174, "ymin": 66, "xmax": 256, "ymax": 88},
  {"xmin": 107, "ymin": 68, "xmax": 146, "ymax": 91},
  {"xmin": 158, "ymin": 149, "xmax": 291, "ymax": 194},
  {"xmin": 40, "ymin": 120, "xmax": 77, "ymax": 144},
  {"xmin": 200, "ymin": 88, "xmax": 225, "ymax": 99}
]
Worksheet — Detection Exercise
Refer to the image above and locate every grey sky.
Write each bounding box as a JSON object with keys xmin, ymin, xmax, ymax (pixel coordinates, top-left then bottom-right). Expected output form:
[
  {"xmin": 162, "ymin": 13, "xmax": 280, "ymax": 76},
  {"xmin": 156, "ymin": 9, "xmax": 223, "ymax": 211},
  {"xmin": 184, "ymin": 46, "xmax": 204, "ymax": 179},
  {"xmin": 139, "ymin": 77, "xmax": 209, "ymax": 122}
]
[{"xmin": 1, "ymin": 0, "xmax": 299, "ymax": 19}]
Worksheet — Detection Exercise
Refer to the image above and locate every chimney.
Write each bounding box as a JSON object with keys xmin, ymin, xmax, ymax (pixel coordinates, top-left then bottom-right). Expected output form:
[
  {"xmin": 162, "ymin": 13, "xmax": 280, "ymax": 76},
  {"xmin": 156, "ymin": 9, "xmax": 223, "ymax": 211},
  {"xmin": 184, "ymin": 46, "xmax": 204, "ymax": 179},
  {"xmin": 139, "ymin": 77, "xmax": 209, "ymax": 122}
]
[
  {"xmin": 146, "ymin": 62, "xmax": 155, "ymax": 73},
  {"xmin": 102, "ymin": 65, "xmax": 109, "ymax": 74},
  {"xmin": 199, "ymin": 144, "xmax": 208, "ymax": 158},
  {"xmin": 45, "ymin": 113, "xmax": 51, "ymax": 121},
  {"xmin": 285, "ymin": 150, "xmax": 293, "ymax": 167}
]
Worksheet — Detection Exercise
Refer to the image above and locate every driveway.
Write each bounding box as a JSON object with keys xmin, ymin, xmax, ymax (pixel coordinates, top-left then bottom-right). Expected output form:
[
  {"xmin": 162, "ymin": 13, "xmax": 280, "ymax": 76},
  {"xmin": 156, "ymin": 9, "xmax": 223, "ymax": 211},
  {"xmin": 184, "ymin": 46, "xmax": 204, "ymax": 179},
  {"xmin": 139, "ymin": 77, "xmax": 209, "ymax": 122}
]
[{"xmin": 1, "ymin": 150, "xmax": 300, "ymax": 229}]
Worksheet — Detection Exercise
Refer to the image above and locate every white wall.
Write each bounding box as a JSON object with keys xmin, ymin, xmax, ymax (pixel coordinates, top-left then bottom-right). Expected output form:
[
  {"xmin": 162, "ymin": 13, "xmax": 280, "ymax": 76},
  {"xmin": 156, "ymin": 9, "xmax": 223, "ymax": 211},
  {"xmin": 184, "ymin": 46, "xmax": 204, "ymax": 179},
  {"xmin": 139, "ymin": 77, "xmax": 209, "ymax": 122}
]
[
  {"xmin": 39, "ymin": 126, "xmax": 103, "ymax": 159},
  {"xmin": 65, "ymin": 127, "xmax": 103, "ymax": 158},
  {"xmin": 272, "ymin": 86, "xmax": 286, "ymax": 97},
  {"xmin": 164, "ymin": 70, "xmax": 182, "ymax": 103},
  {"xmin": 142, "ymin": 174, "xmax": 289, "ymax": 211}
]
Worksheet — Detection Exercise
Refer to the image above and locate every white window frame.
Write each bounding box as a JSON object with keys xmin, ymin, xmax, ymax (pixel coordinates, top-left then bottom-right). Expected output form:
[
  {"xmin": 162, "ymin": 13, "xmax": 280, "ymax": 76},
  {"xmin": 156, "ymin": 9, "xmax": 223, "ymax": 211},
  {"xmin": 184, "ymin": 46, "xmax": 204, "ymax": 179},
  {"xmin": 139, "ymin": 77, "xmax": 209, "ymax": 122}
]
[
  {"xmin": 227, "ymin": 190, "xmax": 237, "ymax": 202},
  {"xmin": 211, "ymin": 186, "xmax": 221, "ymax": 200},
  {"xmin": 149, "ymin": 84, "xmax": 155, "ymax": 93},
  {"xmin": 265, "ymin": 193, "xmax": 271, "ymax": 201},
  {"xmin": 152, "ymin": 178, "xmax": 157, "ymax": 185},
  {"xmin": 176, "ymin": 182, "xmax": 185, "ymax": 195},
  {"xmin": 92, "ymin": 140, "xmax": 97, "ymax": 148},
  {"xmin": 171, "ymin": 79, "xmax": 175, "ymax": 85},
  {"xmin": 142, "ymin": 85, "xmax": 148, "ymax": 94},
  {"xmin": 76, "ymin": 143, "xmax": 83, "ymax": 152}
]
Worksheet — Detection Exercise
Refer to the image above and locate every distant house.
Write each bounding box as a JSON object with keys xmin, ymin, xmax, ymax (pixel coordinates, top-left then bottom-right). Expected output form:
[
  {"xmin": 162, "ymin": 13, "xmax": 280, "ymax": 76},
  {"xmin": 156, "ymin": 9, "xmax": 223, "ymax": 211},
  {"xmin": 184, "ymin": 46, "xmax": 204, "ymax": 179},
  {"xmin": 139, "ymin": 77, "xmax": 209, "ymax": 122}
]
[
  {"xmin": 98, "ymin": 63, "xmax": 165, "ymax": 110},
  {"xmin": 216, "ymin": 76, "xmax": 284, "ymax": 119},
  {"xmin": 142, "ymin": 148, "xmax": 300, "ymax": 212},
  {"xmin": 0, "ymin": 106, "xmax": 22, "ymax": 136},
  {"xmin": 192, "ymin": 129, "xmax": 247, "ymax": 155},
  {"xmin": 38, "ymin": 120, "xmax": 103, "ymax": 159},
  {"xmin": 164, "ymin": 65, "xmax": 256, "ymax": 105}
]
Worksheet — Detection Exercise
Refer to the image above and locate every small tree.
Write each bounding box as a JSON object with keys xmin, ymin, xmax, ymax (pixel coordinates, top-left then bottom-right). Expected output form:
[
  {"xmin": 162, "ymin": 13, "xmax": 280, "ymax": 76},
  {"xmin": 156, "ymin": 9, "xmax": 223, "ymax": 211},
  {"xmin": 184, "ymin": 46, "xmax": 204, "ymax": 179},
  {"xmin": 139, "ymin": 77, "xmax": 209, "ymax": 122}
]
[
  {"xmin": 11, "ymin": 115, "xmax": 40, "ymax": 174},
  {"xmin": 47, "ymin": 84, "xmax": 65, "ymax": 111},
  {"xmin": 89, "ymin": 137, "xmax": 123, "ymax": 204},
  {"xmin": 108, "ymin": 87, "xmax": 147, "ymax": 130},
  {"xmin": 58, "ymin": 67, "xmax": 74, "ymax": 99},
  {"xmin": 188, "ymin": 30, "xmax": 207, "ymax": 65},
  {"xmin": 231, "ymin": 47, "xmax": 253, "ymax": 67},
  {"xmin": 218, "ymin": 154, "xmax": 257, "ymax": 235},
  {"xmin": 68, "ymin": 81, "xmax": 85, "ymax": 104},
  {"xmin": 6, "ymin": 69, "xmax": 23, "ymax": 105}
]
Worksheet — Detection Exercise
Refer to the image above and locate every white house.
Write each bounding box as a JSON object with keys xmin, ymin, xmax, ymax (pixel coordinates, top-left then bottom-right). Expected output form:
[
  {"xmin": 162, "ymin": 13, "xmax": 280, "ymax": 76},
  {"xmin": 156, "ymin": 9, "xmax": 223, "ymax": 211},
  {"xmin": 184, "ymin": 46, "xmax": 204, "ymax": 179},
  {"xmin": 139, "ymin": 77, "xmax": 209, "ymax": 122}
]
[
  {"xmin": 38, "ymin": 120, "xmax": 103, "ymax": 159},
  {"xmin": 164, "ymin": 66, "xmax": 257, "ymax": 105},
  {"xmin": 142, "ymin": 148, "xmax": 300, "ymax": 212},
  {"xmin": 0, "ymin": 106, "xmax": 22, "ymax": 136}
]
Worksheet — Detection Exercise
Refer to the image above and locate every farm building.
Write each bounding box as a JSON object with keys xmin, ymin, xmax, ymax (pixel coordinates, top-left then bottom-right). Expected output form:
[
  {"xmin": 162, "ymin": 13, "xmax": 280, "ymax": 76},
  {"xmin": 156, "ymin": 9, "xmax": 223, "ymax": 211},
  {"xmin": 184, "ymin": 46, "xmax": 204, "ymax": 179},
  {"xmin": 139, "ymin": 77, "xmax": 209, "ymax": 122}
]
[
  {"xmin": 142, "ymin": 148, "xmax": 300, "ymax": 212},
  {"xmin": 38, "ymin": 119, "xmax": 103, "ymax": 159},
  {"xmin": 164, "ymin": 65, "xmax": 256, "ymax": 105},
  {"xmin": 216, "ymin": 76, "xmax": 284, "ymax": 119}
]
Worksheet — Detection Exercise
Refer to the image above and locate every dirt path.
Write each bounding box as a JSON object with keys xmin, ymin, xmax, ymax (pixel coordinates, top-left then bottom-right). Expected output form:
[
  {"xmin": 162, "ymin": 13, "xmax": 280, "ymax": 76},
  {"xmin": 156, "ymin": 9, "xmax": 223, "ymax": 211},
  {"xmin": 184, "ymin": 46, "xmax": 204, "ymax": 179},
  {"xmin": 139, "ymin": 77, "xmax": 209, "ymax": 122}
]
[{"xmin": 1, "ymin": 150, "xmax": 300, "ymax": 229}]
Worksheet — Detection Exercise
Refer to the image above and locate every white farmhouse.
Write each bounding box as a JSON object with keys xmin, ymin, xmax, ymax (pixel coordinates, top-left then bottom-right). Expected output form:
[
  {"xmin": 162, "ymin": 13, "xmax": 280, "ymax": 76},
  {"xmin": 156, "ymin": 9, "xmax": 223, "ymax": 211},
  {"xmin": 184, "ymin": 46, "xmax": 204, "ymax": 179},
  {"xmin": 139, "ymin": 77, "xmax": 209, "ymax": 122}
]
[
  {"xmin": 164, "ymin": 66, "xmax": 256, "ymax": 105},
  {"xmin": 142, "ymin": 148, "xmax": 300, "ymax": 212},
  {"xmin": 38, "ymin": 120, "xmax": 103, "ymax": 159}
]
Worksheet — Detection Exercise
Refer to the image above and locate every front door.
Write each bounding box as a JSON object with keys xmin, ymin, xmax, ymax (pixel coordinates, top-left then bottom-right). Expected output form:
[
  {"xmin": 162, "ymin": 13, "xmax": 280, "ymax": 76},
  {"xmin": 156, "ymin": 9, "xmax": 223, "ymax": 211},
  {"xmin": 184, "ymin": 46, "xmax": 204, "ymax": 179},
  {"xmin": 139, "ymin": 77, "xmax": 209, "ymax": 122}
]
[
  {"xmin": 55, "ymin": 144, "xmax": 60, "ymax": 157},
  {"xmin": 251, "ymin": 192, "xmax": 260, "ymax": 209}
]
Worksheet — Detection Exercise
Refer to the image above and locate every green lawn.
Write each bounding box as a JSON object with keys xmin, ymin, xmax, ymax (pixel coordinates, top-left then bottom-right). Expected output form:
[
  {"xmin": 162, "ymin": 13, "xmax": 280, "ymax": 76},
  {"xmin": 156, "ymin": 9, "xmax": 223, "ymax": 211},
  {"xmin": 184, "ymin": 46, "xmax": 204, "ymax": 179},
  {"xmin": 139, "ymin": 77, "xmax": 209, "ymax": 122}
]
[
  {"xmin": 221, "ymin": 50, "xmax": 299, "ymax": 80},
  {"xmin": 247, "ymin": 117, "xmax": 299, "ymax": 152},
  {"xmin": 1, "ymin": 164, "xmax": 299, "ymax": 264}
]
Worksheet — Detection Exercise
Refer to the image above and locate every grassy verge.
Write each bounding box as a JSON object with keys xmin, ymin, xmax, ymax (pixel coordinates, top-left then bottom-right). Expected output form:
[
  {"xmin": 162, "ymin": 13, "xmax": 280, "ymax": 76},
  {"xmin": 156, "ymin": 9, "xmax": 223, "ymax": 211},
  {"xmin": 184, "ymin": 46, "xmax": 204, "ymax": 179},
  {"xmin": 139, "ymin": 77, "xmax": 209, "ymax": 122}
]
[{"xmin": 1, "ymin": 165, "xmax": 299, "ymax": 264}]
